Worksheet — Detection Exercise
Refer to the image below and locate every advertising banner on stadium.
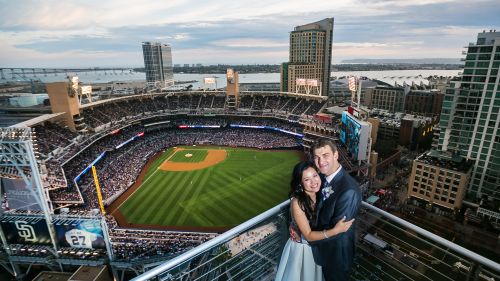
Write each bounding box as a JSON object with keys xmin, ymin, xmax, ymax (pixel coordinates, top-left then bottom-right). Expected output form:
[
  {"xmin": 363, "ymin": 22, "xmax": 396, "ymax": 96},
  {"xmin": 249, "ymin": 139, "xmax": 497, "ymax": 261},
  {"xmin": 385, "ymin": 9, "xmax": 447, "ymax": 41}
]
[
  {"xmin": 54, "ymin": 220, "xmax": 106, "ymax": 249},
  {"xmin": 1, "ymin": 218, "xmax": 52, "ymax": 245}
]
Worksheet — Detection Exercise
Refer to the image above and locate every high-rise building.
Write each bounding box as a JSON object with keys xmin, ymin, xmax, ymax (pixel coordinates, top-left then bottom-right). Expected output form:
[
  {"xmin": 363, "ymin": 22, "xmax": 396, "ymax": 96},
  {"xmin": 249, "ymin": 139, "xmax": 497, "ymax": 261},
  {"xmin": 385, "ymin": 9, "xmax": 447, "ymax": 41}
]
[
  {"xmin": 405, "ymin": 90, "xmax": 444, "ymax": 117},
  {"xmin": 280, "ymin": 18, "xmax": 333, "ymax": 96},
  {"xmin": 364, "ymin": 85, "xmax": 408, "ymax": 112},
  {"xmin": 408, "ymin": 151, "xmax": 472, "ymax": 211},
  {"xmin": 142, "ymin": 42, "xmax": 174, "ymax": 88},
  {"xmin": 436, "ymin": 31, "xmax": 500, "ymax": 204}
]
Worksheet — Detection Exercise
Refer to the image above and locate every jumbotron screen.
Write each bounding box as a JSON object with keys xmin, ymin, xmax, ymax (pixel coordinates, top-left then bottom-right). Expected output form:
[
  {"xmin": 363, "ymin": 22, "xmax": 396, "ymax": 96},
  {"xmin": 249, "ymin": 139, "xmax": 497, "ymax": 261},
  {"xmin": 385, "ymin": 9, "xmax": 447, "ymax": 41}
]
[{"xmin": 340, "ymin": 111, "xmax": 370, "ymax": 161}]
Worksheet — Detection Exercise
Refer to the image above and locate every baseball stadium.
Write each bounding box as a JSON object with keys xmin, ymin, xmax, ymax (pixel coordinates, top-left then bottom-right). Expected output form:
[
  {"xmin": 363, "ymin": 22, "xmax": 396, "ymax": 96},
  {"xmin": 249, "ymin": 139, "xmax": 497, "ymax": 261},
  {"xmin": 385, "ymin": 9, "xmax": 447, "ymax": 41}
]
[
  {"xmin": 0, "ymin": 79, "xmax": 346, "ymax": 280},
  {"xmin": 2, "ymin": 77, "xmax": 494, "ymax": 281}
]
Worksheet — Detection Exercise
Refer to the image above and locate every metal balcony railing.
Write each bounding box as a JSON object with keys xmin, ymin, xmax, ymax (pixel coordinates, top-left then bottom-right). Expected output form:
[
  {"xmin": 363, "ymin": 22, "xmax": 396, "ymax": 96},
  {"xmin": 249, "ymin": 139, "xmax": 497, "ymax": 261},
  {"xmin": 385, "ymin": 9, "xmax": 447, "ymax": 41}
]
[{"xmin": 131, "ymin": 201, "xmax": 500, "ymax": 281}]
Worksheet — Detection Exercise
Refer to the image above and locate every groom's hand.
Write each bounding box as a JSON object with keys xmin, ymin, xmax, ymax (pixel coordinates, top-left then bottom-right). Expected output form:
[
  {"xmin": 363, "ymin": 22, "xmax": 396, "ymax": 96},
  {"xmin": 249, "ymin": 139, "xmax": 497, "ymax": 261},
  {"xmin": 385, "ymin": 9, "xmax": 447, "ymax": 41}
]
[{"xmin": 289, "ymin": 225, "xmax": 301, "ymax": 242}]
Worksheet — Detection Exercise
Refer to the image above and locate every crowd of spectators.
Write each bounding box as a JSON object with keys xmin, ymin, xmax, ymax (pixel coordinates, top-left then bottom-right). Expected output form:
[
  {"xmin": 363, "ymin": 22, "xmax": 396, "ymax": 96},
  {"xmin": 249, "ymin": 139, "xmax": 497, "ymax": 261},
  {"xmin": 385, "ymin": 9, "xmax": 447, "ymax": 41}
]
[
  {"xmin": 304, "ymin": 100, "xmax": 324, "ymax": 115},
  {"xmin": 253, "ymin": 95, "xmax": 266, "ymax": 110},
  {"xmin": 9, "ymin": 94, "xmax": 327, "ymax": 262},
  {"xmin": 47, "ymin": 125, "xmax": 145, "ymax": 204},
  {"xmin": 49, "ymin": 184, "xmax": 83, "ymax": 203},
  {"xmin": 228, "ymin": 117, "xmax": 302, "ymax": 133},
  {"xmin": 194, "ymin": 128, "xmax": 300, "ymax": 149},
  {"xmin": 239, "ymin": 95, "xmax": 253, "ymax": 108},
  {"xmin": 109, "ymin": 225, "xmax": 216, "ymax": 261},
  {"xmin": 143, "ymin": 115, "xmax": 303, "ymax": 132},
  {"xmin": 43, "ymin": 159, "xmax": 68, "ymax": 188},
  {"xmin": 33, "ymin": 122, "xmax": 78, "ymax": 156},
  {"xmin": 78, "ymin": 93, "xmax": 325, "ymax": 129}
]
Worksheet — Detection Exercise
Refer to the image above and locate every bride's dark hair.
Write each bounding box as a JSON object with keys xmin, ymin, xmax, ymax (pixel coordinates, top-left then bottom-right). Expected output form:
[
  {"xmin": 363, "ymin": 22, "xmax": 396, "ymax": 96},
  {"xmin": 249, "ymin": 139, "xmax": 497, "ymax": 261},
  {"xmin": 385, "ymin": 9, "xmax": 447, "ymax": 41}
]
[{"xmin": 289, "ymin": 161, "xmax": 318, "ymax": 222}]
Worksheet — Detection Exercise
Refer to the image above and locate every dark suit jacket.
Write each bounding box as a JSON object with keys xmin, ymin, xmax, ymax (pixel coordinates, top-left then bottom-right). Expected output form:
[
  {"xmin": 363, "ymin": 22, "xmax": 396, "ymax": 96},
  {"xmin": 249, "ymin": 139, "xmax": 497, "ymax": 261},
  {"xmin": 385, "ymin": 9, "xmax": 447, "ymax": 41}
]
[{"xmin": 309, "ymin": 168, "xmax": 362, "ymax": 273}]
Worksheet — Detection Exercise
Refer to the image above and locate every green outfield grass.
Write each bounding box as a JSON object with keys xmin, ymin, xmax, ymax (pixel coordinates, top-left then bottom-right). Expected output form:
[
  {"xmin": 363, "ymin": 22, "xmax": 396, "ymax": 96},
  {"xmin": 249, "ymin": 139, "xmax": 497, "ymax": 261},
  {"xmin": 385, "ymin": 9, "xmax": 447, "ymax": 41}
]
[{"xmin": 119, "ymin": 146, "xmax": 302, "ymax": 228}]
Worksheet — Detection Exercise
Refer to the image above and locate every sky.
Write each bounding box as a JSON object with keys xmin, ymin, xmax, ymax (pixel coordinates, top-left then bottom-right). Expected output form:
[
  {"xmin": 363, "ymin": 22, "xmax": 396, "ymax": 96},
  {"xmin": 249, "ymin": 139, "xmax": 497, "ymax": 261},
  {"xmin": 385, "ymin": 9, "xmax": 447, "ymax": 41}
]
[{"xmin": 0, "ymin": 0, "xmax": 499, "ymax": 68}]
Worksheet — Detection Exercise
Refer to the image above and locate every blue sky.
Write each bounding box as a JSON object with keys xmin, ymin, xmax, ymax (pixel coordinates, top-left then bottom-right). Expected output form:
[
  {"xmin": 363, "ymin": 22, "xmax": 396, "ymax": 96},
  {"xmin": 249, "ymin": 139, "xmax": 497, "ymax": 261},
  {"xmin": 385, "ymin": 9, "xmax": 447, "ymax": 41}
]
[{"xmin": 0, "ymin": 0, "xmax": 499, "ymax": 67}]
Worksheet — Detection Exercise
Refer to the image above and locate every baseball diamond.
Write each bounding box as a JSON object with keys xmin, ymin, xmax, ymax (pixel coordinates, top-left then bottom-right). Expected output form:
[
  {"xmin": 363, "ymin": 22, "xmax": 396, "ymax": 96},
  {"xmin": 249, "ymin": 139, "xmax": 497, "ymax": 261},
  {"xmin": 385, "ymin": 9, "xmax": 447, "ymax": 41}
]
[
  {"xmin": 159, "ymin": 147, "xmax": 227, "ymax": 171},
  {"xmin": 110, "ymin": 146, "xmax": 302, "ymax": 232}
]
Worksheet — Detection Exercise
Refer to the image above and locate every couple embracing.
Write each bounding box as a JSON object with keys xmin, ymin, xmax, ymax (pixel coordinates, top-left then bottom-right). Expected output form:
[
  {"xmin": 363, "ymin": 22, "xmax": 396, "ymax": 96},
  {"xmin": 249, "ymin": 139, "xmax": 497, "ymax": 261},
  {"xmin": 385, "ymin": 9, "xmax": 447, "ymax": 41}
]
[{"xmin": 275, "ymin": 139, "xmax": 362, "ymax": 281}]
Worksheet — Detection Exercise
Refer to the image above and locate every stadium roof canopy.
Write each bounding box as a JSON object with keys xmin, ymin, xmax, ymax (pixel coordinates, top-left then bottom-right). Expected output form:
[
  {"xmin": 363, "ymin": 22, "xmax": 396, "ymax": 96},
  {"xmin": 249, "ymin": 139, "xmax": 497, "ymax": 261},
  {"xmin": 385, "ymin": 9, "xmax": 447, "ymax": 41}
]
[{"xmin": 11, "ymin": 112, "xmax": 66, "ymax": 127}]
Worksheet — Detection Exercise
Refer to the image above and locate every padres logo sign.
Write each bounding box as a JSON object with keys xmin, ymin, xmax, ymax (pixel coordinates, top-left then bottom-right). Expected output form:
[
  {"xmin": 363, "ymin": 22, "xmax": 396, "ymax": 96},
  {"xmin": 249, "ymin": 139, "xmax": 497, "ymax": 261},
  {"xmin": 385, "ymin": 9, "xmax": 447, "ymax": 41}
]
[{"xmin": 14, "ymin": 221, "xmax": 37, "ymax": 243}]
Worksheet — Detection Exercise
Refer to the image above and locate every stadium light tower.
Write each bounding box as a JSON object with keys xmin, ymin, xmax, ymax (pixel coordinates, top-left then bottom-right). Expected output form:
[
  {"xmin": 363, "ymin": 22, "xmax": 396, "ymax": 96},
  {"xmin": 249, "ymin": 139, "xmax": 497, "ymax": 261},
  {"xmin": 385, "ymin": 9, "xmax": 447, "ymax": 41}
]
[
  {"xmin": 0, "ymin": 128, "xmax": 52, "ymax": 213},
  {"xmin": 0, "ymin": 127, "xmax": 59, "ymax": 256}
]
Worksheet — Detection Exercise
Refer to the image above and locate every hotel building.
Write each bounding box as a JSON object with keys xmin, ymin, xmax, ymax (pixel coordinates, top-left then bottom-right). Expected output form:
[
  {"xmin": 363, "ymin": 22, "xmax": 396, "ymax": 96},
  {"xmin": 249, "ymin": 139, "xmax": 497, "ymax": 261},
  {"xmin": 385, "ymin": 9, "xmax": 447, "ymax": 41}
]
[{"xmin": 281, "ymin": 18, "xmax": 333, "ymax": 96}]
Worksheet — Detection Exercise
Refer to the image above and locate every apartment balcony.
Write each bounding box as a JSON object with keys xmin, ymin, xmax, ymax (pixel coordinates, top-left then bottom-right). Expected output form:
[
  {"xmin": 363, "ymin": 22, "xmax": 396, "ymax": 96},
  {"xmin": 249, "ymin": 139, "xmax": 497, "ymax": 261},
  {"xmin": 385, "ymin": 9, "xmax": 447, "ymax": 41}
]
[{"xmin": 131, "ymin": 201, "xmax": 499, "ymax": 281}]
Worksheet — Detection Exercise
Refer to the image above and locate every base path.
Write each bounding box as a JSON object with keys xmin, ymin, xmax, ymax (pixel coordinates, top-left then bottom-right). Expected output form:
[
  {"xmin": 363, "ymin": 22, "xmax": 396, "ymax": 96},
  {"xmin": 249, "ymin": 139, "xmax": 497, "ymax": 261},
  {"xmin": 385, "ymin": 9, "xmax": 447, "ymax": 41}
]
[{"xmin": 159, "ymin": 148, "xmax": 227, "ymax": 171}]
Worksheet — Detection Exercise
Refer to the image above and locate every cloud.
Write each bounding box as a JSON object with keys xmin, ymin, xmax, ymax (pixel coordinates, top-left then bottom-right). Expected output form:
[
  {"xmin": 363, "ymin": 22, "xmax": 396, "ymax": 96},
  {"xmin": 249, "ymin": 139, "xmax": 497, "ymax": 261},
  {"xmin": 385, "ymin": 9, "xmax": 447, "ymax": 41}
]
[
  {"xmin": 173, "ymin": 47, "xmax": 288, "ymax": 64},
  {"xmin": 0, "ymin": 0, "xmax": 498, "ymax": 66},
  {"xmin": 178, "ymin": 22, "xmax": 220, "ymax": 28},
  {"xmin": 334, "ymin": 42, "xmax": 389, "ymax": 48},
  {"xmin": 334, "ymin": 41, "xmax": 425, "ymax": 48},
  {"xmin": 154, "ymin": 34, "xmax": 192, "ymax": 41},
  {"xmin": 211, "ymin": 38, "xmax": 288, "ymax": 48},
  {"xmin": 408, "ymin": 26, "xmax": 486, "ymax": 37},
  {"xmin": 0, "ymin": 0, "xmax": 190, "ymax": 30}
]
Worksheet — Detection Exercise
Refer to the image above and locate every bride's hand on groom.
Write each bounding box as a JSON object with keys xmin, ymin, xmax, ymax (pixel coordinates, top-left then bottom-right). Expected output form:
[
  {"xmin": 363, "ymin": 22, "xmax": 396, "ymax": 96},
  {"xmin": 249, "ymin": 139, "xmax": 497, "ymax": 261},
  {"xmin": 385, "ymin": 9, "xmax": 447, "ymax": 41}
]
[
  {"xmin": 332, "ymin": 216, "xmax": 355, "ymax": 235},
  {"xmin": 289, "ymin": 225, "xmax": 301, "ymax": 242}
]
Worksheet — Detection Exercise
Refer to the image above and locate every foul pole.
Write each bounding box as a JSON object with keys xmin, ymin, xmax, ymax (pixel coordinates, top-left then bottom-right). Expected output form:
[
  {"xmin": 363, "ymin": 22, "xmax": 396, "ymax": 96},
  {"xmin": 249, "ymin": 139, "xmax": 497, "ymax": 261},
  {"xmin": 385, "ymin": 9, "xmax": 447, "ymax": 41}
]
[{"xmin": 91, "ymin": 166, "xmax": 106, "ymax": 215}]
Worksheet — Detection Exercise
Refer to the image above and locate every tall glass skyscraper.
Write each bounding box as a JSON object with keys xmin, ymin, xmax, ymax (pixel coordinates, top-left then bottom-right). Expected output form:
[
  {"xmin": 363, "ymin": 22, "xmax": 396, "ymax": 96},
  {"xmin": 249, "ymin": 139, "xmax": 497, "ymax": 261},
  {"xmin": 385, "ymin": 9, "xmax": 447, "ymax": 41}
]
[
  {"xmin": 280, "ymin": 18, "xmax": 333, "ymax": 96},
  {"xmin": 438, "ymin": 31, "xmax": 499, "ymax": 202},
  {"xmin": 142, "ymin": 42, "xmax": 174, "ymax": 88}
]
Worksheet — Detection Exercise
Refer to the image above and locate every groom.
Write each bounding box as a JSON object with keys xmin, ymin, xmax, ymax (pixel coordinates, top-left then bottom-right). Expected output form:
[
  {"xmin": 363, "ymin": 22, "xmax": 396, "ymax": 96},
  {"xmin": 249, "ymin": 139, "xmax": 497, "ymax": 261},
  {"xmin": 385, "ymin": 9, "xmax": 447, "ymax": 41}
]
[{"xmin": 309, "ymin": 139, "xmax": 362, "ymax": 281}]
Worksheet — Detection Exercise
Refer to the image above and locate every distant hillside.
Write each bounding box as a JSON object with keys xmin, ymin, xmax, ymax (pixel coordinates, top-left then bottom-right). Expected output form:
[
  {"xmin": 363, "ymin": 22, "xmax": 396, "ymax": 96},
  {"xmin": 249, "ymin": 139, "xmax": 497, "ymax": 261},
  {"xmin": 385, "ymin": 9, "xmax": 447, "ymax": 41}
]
[
  {"xmin": 341, "ymin": 58, "xmax": 462, "ymax": 64},
  {"xmin": 133, "ymin": 60, "xmax": 464, "ymax": 74}
]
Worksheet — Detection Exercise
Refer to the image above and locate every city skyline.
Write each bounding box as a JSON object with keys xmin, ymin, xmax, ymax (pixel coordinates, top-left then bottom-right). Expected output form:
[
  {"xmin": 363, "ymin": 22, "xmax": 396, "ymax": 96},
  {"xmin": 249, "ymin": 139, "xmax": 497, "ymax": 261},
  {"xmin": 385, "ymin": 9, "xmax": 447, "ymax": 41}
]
[{"xmin": 1, "ymin": 0, "xmax": 499, "ymax": 67}]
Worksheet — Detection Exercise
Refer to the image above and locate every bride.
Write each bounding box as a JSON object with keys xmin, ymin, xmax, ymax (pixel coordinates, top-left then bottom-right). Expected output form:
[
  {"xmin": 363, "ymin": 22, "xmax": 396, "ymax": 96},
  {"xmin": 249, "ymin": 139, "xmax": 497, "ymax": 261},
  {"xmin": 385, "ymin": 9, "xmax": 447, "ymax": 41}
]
[{"xmin": 275, "ymin": 161, "xmax": 354, "ymax": 281}]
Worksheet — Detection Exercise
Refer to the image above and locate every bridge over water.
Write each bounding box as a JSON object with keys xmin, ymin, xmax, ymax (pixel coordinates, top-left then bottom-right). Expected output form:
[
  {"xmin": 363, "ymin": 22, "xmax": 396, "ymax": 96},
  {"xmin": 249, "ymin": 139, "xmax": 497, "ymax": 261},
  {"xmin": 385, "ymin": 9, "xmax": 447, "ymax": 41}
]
[{"xmin": 0, "ymin": 67, "xmax": 138, "ymax": 81}]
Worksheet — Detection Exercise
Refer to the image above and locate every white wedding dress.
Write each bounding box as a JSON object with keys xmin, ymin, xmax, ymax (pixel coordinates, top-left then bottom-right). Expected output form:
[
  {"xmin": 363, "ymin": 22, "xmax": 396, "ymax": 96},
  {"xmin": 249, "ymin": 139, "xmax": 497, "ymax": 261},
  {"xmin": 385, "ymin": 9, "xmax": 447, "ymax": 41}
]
[{"xmin": 275, "ymin": 206, "xmax": 324, "ymax": 281}]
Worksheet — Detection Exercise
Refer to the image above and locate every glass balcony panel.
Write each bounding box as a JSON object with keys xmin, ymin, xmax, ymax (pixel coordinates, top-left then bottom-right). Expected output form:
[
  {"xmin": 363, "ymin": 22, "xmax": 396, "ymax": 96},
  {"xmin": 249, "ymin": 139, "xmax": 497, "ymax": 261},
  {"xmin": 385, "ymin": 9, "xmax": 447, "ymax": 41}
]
[{"xmin": 131, "ymin": 201, "xmax": 500, "ymax": 281}]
